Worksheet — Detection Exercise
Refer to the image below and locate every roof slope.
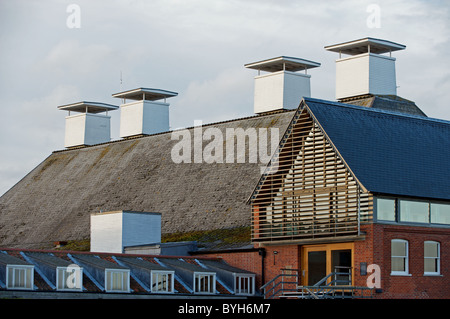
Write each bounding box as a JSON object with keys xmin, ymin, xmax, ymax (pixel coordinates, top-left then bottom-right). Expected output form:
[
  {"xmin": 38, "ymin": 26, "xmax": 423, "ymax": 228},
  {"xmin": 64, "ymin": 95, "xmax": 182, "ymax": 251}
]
[
  {"xmin": 305, "ymin": 97, "xmax": 450, "ymax": 200},
  {"xmin": 0, "ymin": 111, "xmax": 294, "ymax": 249}
]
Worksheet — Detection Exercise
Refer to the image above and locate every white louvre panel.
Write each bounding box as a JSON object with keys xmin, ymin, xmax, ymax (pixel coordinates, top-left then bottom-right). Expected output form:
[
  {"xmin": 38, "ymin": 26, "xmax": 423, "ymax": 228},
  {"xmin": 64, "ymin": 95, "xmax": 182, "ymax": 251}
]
[
  {"xmin": 325, "ymin": 37, "xmax": 405, "ymax": 101},
  {"xmin": 58, "ymin": 101, "xmax": 118, "ymax": 148},
  {"xmin": 119, "ymin": 100, "xmax": 169, "ymax": 138},
  {"xmin": 246, "ymin": 56, "xmax": 320, "ymax": 114},
  {"xmin": 90, "ymin": 211, "xmax": 162, "ymax": 254},
  {"xmin": 113, "ymin": 87, "xmax": 177, "ymax": 138},
  {"xmin": 335, "ymin": 53, "xmax": 397, "ymax": 100}
]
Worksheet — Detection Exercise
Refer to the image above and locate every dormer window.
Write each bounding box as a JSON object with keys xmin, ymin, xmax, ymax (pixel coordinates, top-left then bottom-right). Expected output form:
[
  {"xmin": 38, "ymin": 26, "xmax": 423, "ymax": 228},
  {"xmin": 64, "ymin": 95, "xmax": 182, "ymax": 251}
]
[
  {"xmin": 194, "ymin": 272, "xmax": 216, "ymax": 294},
  {"xmin": 105, "ymin": 269, "xmax": 130, "ymax": 293},
  {"xmin": 57, "ymin": 265, "xmax": 83, "ymax": 291},
  {"xmin": 151, "ymin": 270, "xmax": 174, "ymax": 293},
  {"xmin": 6, "ymin": 265, "xmax": 34, "ymax": 290}
]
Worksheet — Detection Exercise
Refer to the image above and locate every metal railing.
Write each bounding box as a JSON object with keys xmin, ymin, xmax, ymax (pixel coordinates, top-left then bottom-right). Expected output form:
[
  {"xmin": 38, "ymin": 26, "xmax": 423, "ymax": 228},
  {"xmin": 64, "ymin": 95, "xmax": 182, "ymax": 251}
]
[
  {"xmin": 292, "ymin": 285, "xmax": 375, "ymax": 299},
  {"xmin": 261, "ymin": 269, "xmax": 299, "ymax": 299},
  {"xmin": 262, "ymin": 267, "xmax": 374, "ymax": 299}
]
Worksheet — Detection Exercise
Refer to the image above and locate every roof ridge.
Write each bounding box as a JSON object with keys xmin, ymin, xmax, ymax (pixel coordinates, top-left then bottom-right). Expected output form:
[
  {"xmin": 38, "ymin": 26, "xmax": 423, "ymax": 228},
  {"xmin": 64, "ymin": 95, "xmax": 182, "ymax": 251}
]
[
  {"xmin": 303, "ymin": 97, "xmax": 450, "ymax": 126},
  {"xmin": 52, "ymin": 108, "xmax": 296, "ymax": 154}
]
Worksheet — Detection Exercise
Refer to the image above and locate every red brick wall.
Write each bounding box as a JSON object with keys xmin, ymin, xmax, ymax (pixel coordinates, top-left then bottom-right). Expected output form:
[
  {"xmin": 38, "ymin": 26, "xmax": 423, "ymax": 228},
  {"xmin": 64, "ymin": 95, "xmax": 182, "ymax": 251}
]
[
  {"xmin": 355, "ymin": 224, "xmax": 450, "ymax": 299},
  {"xmin": 195, "ymin": 245, "xmax": 300, "ymax": 290},
  {"xmin": 197, "ymin": 250, "xmax": 263, "ymax": 288},
  {"xmin": 196, "ymin": 224, "xmax": 450, "ymax": 298}
]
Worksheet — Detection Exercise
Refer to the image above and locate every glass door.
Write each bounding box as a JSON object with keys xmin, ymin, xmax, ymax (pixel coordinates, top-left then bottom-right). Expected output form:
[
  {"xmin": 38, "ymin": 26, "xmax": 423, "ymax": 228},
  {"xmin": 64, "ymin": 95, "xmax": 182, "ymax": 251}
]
[
  {"xmin": 331, "ymin": 249, "xmax": 352, "ymax": 285},
  {"xmin": 308, "ymin": 251, "xmax": 327, "ymax": 286},
  {"xmin": 302, "ymin": 243, "xmax": 354, "ymax": 286}
]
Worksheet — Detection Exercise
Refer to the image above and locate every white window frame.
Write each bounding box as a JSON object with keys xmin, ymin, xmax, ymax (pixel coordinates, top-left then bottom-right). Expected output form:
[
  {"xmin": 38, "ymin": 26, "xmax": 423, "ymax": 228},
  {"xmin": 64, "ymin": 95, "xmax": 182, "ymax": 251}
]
[
  {"xmin": 234, "ymin": 274, "xmax": 255, "ymax": 296},
  {"xmin": 424, "ymin": 241, "xmax": 441, "ymax": 276},
  {"xmin": 391, "ymin": 239, "xmax": 410, "ymax": 276},
  {"xmin": 151, "ymin": 270, "xmax": 175, "ymax": 293},
  {"xmin": 105, "ymin": 269, "xmax": 130, "ymax": 293},
  {"xmin": 193, "ymin": 272, "xmax": 216, "ymax": 294},
  {"xmin": 56, "ymin": 265, "xmax": 83, "ymax": 291},
  {"xmin": 6, "ymin": 265, "xmax": 34, "ymax": 290}
]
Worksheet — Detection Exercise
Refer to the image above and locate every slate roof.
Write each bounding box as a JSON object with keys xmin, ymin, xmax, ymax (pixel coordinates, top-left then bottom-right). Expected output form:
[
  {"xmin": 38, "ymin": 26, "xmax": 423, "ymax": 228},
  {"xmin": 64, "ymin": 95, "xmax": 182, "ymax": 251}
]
[
  {"xmin": 0, "ymin": 248, "xmax": 255, "ymax": 297},
  {"xmin": 304, "ymin": 97, "xmax": 450, "ymax": 200},
  {"xmin": 0, "ymin": 110, "xmax": 294, "ymax": 249},
  {"xmin": 340, "ymin": 94, "xmax": 427, "ymax": 117}
]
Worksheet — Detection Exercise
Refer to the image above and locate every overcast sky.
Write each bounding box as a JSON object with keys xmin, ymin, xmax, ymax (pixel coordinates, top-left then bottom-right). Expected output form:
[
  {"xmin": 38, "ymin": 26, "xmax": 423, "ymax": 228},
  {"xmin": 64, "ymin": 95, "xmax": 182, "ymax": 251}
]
[{"xmin": 0, "ymin": 0, "xmax": 449, "ymax": 196}]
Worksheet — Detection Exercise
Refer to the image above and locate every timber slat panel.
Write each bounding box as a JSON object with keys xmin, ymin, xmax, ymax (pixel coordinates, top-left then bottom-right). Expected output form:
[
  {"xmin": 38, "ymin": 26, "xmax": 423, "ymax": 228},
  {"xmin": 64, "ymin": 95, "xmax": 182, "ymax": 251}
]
[{"xmin": 251, "ymin": 106, "xmax": 373, "ymax": 243}]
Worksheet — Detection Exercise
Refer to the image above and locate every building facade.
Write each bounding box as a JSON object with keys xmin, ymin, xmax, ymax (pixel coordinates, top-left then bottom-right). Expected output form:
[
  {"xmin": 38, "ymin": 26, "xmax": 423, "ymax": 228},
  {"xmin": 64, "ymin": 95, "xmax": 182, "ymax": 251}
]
[{"xmin": 200, "ymin": 96, "xmax": 450, "ymax": 299}]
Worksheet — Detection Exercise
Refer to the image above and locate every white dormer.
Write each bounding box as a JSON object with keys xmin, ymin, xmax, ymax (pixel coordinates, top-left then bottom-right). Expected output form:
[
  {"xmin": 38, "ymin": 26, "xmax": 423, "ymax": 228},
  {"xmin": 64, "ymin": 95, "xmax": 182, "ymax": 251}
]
[
  {"xmin": 325, "ymin": 37, "xmax": 406, "ymax": 100},
  {"xmin": 112, "ymin": 87, "xmax": 178, "ymax": 138},
  {"xmin": 58, "ymin": 101, "xmax": 118, "ymax": 148},
  {"xmin": 245, "ymin": 56, "xmax": 320, "ymax": 114}
]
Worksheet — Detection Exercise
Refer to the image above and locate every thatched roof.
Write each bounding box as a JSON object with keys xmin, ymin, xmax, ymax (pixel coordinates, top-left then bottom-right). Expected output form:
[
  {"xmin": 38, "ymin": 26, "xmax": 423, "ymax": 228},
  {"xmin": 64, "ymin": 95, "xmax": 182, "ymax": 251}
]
[{"xmin": 0, "ymin": 110, "xmax": 294, "ymax": 249}]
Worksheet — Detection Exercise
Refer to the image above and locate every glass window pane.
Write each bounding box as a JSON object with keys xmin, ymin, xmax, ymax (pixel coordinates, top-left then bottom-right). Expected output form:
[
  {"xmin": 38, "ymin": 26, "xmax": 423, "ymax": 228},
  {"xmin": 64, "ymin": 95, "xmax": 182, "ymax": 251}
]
[
  {"xmin": 377, "ymin": 198, "xmax": 396, "ymax": 221},
  {"xmin": 105, "ymin": 272, "xmax": 110, "ymax": 290},
  {"xmin": 392, "ymin": 257, "xmax": 405, "ymax": 272},
  {"xmin": 400, "ymin": 200, "xmax": 429, "ymax": 223},
  {"xmin": 25, "ymin": 268, "xmax": 32, "ymax": 289},
  {"xmin": 57, "ymin": 269, "xmax": 64, "ymax": 289},
  {"xmin": 7, "ymin": 268, "xmax": 13, "ymax": 287},
  {"xmin": 122, "ymin": 272, "xmax": 127, "ymax": 291},
  {"xmin": 431, "ymin": 203, "xmax": 450, "ymax": 224},
  {"xmin": 424, "ymin": 258, "xmax": 437, "ymax": 273},
  {"xmin": 391, "ymin": 240, "xmax": 406, "ymax": 256},
  {"xmin": 424, "ymin": 242, "xmax": 438, "ymax": 258},
  {"xmin": 15, "ymin": 268, "xmax": 25, "ymax": 287},
  {"xmin": 167, "ymin": 274, "xmax": 172, "ymax": 292}
]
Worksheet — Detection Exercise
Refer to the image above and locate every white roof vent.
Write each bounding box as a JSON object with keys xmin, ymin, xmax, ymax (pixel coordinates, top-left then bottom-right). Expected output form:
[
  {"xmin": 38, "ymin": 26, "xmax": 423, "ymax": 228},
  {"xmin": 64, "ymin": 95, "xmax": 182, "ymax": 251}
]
[
  {"xmin": 112, "ymin": 87, "xmax": 178, "ymax": 138},
  {"xmin": 58, "ymin": 101, "xmax": 118, "ymax": 148},
  {"xmin": 245, "ymin": 56, "xmax": 320, "ymax": 114},
  {"xmin": 90, "ymin": 210, "xmax": 162, "ymax": 254},
  {"xmin": 325, "ymin": 37, "xmax": 406, "ymax": 101}
]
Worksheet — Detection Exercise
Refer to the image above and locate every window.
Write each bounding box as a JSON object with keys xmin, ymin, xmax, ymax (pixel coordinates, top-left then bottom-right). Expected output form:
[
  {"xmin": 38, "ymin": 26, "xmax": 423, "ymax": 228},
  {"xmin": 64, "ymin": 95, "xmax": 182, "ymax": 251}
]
[
  {"xmin": 235, "ymin": 275, "xmax": 255, "ymax": 295},
  {"xmin": 377, "ymin": 198, "xmax": 396, "ymax": 221},
  {"xmin": 376, "ymin": 197, "xmax": 450, "ymax": 226},
  {"xmin": 57, "ymin": 265, "xmax": 83, "ymax": 291},
  {"xmin": 399, "ymin": 200, "xmax": 429, "ymax": 223},
  {"xmin": 391, "ymin": 239, "xmax": 409, "ymax": 275},
  {"xmin": 151, "ymin": 271, "xmax": 174, "ymax": 293},
  {"xmin": 194, "ymin": 273, "xmax": 216, "ymax": 294},
  {"xmin": 105, "ymin": 269, "xmax": 130, "ymax": 293},
  {"xmin": 6, "ymin": 265, "xmax": 34, "ymax": 290},
  {"xmin": 424, "ymin": 241, "xmax": 440, "ymax": 275},
  {"xmin": 431, "ymin": 203, "xmax": 450, "ymax": 225}
]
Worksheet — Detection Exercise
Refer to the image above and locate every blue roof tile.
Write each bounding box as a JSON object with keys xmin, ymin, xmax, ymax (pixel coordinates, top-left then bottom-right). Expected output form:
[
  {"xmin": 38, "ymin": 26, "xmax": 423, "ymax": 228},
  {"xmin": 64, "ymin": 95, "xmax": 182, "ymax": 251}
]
[{"xmin": 304, "ymin": 97, "xmax": 450, "ymax": 200}]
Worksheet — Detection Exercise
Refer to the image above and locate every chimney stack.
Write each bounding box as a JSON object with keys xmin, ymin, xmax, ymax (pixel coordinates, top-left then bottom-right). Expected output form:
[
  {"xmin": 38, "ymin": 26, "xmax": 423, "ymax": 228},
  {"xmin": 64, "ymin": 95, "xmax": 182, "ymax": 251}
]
[
  {"xmin": 58, "ymin": 101, "xmax": 118, "ymax": 148},
  {"xmin": 325, "ymin": 37, "xmax": 406, "ymax": 101},
  {"xmin": 112, "ymin": 87, "xmax": 177, "ymax": 138},
  {"xmin": 245, "ymin": 56, "xmax": 320, "ymax": 114}
]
